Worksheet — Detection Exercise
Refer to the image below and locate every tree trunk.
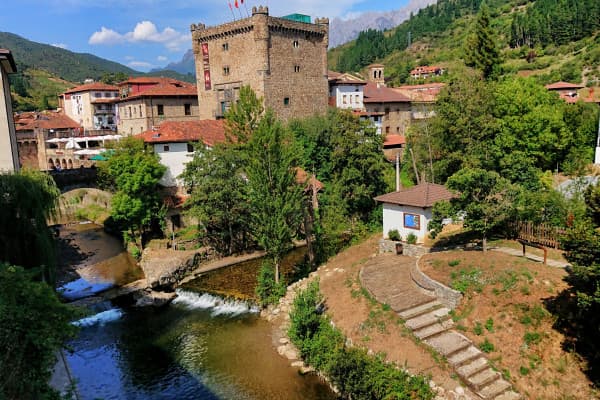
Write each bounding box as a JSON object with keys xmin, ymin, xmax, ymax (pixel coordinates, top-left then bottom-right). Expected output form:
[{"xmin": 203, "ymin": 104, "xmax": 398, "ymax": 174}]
[
  {"xmin": 274, "ymin": 258, "xmax": 280, "ymax": 284},
  {"xmin": 482, "ymin": 236, "xmax": 488, "ymax": 252}
]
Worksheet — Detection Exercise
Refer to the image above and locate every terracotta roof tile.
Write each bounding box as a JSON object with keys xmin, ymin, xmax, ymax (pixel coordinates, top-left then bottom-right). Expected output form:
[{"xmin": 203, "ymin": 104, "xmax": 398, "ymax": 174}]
[
  {"xmin": 363, "ymin": 82, "xmax": 411, "ymax": 103},
  {"xmin": 14, "ymin": 111, "xmax": 81, "ymax": 131},
  {"xmin": 138, "ymin": 120, "xmax": 225, "ymax": 146},
  {"xmin": 374, "ymin": 183, "xmax": 454, "ymax": 208},
  {"xmin": 123, "ymin": 82, "xmax": 197, "ymax": 99},
  {"xmin": 295, "ymin": 167, "xmax": 324, "ymax": 192},
  {"xmin": 63, "ymin": 82, "xmax": 119, "ymax": 95},
  {"xmin": 545, "ymin": 81, "xmax": 584, "ymax": 90},
  {"xmin": 383, "ymin": 134, "xmax": 406, "ymax": 147},
  {"xmin": 410, "ymin": 65, "xmax": 443, "ymax": 75}
]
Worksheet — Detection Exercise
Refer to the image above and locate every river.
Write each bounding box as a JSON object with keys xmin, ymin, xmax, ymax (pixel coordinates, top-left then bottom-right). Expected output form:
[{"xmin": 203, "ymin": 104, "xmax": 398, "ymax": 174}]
[{"xmin": 60, "ymin": 224, "xmax": 336, "ymax": 400}]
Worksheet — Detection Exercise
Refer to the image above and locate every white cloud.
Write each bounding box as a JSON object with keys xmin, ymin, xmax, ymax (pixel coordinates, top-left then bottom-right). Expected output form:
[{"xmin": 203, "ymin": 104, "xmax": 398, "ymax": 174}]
[
  {"xmin": 128, "ymin": 60, "xmax": 154, "ymax": 69},
  {"xmin": 89, "ymin": 21, "xmax": 190, "ymax": 51},
  {"xmin": 157, "ymin": 55, "xmax": 168, "ymax": 62},
  {"xmin": 124, "ymin": 55, "xmax": 135, "ymax": 61},
  {"xmin": 51, "ymin": 43, "xmax": 69, "ymax": 49}
]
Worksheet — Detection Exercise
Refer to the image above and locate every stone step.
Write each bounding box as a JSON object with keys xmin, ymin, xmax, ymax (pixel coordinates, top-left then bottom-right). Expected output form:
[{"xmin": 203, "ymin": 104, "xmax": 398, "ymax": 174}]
[
  {"xmin": 479, "ymin": 379, "xmax": 512, "ymax": 399},
  {"xmin": 405, "ymin": 307, "xmax": 451, "ymax": 330},
  {"xmin": 447, "ymin": 345, "xmax": 483, "ymax": 367},
  {"xmin": 425, "ymin": 332, "xmax": 471, "ymax": 357},
  {"xmin": 398, "ymin": 300, "xmax": 442, "ymax": 320},
  {"xmin": 456, "ymin": 356, "xmax": 489, "ymax": 379},
  {"xmin": 468, "ymin": 368, "xmax": 500, "ymax": 391},
  {"xmin": 413, "ymin": 319, "xmax": 453, "ymax": 340},
  {"xmin": 493, "ymin": 390, "xmax": 521, "ymax": 400}
]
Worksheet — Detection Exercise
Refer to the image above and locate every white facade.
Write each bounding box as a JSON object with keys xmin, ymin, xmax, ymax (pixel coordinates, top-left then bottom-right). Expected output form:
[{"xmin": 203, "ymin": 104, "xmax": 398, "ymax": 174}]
[
  {"xmin": 382, "ymin": 203, "xmax": 433, "ymax": 244},
  {"xmin": 153, "ymin": 142, "xmax": 194, "ymax": 187},
  {"xmin": 330, "ymin": 84, "xmax": 364, "ymax": 110},
  {"xmin": 0, "ymin": 51, "xmax": 18, "ymax": 172}
]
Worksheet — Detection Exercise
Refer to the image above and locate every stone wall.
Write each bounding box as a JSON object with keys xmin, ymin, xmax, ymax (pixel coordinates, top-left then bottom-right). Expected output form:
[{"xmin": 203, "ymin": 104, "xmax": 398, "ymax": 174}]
[
  {"xmin": 365, "ymin": 101, "xmax": 412, "ymax": 135},
  {"xmin": 117, "ymin": 97, "xmax": 199, "ymax": 136},
  {"xmin": 410, "ymin": 259, "xmax": 463, "ymax": 309},
  {"xmin": 379, "ymin": 239, "xmax": 430, "ymax": 258}
]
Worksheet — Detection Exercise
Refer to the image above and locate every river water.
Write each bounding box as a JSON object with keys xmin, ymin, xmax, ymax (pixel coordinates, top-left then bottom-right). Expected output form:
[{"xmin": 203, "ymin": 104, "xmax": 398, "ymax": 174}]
[{"xmin": 61, "ymin": 225, "xmax": 336, "ymax": 400}]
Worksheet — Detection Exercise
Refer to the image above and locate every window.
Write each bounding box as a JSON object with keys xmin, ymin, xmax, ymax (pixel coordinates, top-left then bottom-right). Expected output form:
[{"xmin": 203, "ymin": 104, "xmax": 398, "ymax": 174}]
[
  {"xmin": 139, "ymin": 105, "xmax": 142, "ymax": 117},
  {"xmin": 283, "ymin": 97, "xmax": 290, "ymax": 106},
  {"xmin": 163, "ymin": 145, "xmax": 170, "ymax": 152},
  {"xmin": 184, "ymin": 103, "xmax": 191, "ymax": 116},
  {"xmin": 403, "ymin": 213, "xmax": 421, "ymax": 230},
  {"xmin": 157, "ymin": 104, "xmax": 164, "ymax": 116},
  {"xmin": 128, "ymin": 106, "xmax": 132, "ymax": 118},
  {"xmin": 385, "ymin": 126, "xmax": 390, "ymax": 134},
  {"xmin": 222, "ymin": 42, "xmax": 229, "ymax": 51},
  {"xmin": 396, "ymin": 127, "xmax": 400, "ymax": 133},
  {"xmin": 223, "ymin": 66, "xmax": 230, "ymax": 76},
  {"xmin": 355, "ymin": 94, "xmax": 360, "ymax": 103},
  {"xmin": 293, "ymin": 40, "xmax": 299, "ymax": 48},
  {"xmin": 294, "ymin": 65, "xmax": 300, "ymax": 73},
  {"xmin": 342, "ymin": 95, "xmax": 347, "ymax": 104},
  {"xmin": 94, "ymin": 92, "xmax": 101, "ymax": 98},
  {"xmin": 187, "ymin": 143, "xmax": 194, "ymax": 152}
]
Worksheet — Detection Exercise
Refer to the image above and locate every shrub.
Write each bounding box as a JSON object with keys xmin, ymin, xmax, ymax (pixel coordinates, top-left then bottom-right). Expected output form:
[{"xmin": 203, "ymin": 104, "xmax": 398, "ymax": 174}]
[
  {"xmin": 448, "ymin": 259, "xmax": 461, "ymax": 267},
  {"xmin": 480, "ymin": 338, "xmax": 495, "ymax": 353},
  {"xmin": 523, "ymin": 331, "xmax": 543, "ymax": 346},
  {"xmin": 473, "ymin": 322, "xmax": 484, "ymax": 336},
  {"xmin": 130, "ymin": 246, "xmax": 141, "ymax": 260},
  {"xmin": 406, "ymin": 233, "xmax": 417, "ymax": 244},
  {"xmin": 288, "ymin": 281, "xmax": 434, "ymax": 400},
  {"xmin": 388, "ymin": 229, "xmax": 401, "ymax": 241},
  {"xmin": 485, "ymin": 317, "xmax": 494, "ymax": 333},
  {"xmin": 255, "ymin": 260, "xmax": 287, "ymax": 306}
]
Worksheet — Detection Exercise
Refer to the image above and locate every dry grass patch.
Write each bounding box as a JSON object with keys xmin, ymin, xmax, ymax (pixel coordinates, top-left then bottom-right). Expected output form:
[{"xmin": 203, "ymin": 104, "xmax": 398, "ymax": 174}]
[{"xmin": 421, "ymin": 251, "xmax": 596, "ymax": 400}]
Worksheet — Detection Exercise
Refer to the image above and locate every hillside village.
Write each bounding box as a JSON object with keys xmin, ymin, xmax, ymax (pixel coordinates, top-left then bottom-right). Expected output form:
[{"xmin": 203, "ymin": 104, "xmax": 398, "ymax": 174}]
[{"xmin": 1, "ymin": 1, "xmax": 600, "ymax": 400}]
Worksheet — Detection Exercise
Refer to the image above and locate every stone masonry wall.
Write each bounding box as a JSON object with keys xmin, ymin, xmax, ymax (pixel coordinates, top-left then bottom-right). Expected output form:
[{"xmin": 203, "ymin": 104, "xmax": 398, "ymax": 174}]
[{"xmin": 117, "ymin": 97, "xmax": 199, "ymax": 135}]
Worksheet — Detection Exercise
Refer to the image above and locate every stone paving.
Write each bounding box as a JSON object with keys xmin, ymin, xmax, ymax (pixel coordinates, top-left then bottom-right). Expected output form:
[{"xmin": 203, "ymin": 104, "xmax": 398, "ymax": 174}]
[
  {"xmin": 491, "ymin": 247, "xmax": 569, "ymax": 268},
  {"xmin": 361, "ymin": 254, "xmax": 521, "ymax": 400}
]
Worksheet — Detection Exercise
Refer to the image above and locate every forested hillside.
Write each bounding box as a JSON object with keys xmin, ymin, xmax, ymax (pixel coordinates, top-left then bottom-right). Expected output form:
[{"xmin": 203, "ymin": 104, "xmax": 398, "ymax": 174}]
[{"xmin": 330, "ymin": 0, "xmax": 600, "ymax": 85}]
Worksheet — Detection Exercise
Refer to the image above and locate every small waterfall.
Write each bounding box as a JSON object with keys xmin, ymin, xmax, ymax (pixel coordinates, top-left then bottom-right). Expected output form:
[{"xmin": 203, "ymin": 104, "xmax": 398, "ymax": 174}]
[
  {"xmin": 172, "ymin": 289, "xmax": 259, "ymax": 316},
  {"xmin": 72, "ymin": 308, "xmax": 124, "ymax": 327}
]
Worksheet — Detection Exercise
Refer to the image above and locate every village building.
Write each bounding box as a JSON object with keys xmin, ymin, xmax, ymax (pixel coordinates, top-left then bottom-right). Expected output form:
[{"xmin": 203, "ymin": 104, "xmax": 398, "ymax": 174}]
[
  {"xmin": 375, "ymin": 183, "xmax": 454, "ymax": 244},
  {"xmin": 116, "ymin": 77, "xmax": 199, "ymax": 136},
  {"xmin": 58, "ymin": 82, "xmax": 119, "ymax": 131},
  {"xmin": 328, "ymin": 71, "xmax": 366, "ymax": 110},
  {"xmin": 410, "ymin": 65, "xmax": 445, "ymax": 80},
  {"xmin": 0, "ymin": 49, "xmax": 19, "ymax": 172},
  {"xmin": 137, "ymin": 120, "xmax": 225, "ymax": 187},
  {"xmin": 545, "ymin": 81, "xmax": 585, "ymax": 103},
  {"xmin": 191, "ymin": 6, "xmax": 329, "ymax": 121},
  {"xmin": 14, "ymin": 111, "xmax": 120, "ymax": 170},
  {"xmin": 363, "ymin": 80, "xmax": 413, "ymax": 136}
]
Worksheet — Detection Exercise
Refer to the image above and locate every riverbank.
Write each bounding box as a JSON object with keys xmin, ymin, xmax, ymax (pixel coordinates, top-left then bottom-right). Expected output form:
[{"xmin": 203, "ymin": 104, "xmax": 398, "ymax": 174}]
[{"xmin": 265, "ymin": 234, "xmax": 477, "ymax": 400}]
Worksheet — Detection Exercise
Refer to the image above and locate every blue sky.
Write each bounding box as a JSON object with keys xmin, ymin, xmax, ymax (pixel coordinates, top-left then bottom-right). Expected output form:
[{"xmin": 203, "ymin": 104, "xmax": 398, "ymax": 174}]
[{"xmin": 0, "ymin": 0, "xmax": 408, "ymax": 72}]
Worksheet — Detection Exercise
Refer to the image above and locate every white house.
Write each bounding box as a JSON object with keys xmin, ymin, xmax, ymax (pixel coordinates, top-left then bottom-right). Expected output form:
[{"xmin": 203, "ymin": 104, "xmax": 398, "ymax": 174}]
[
  {"xmin": 328, "ymin": 71, "xmax": 366, "ymax": 111},
  {"xmin": 138, "ymin": 120, "xmax": 225, "ymax": 187},
  {"xmin": 375, "ymin": 183, "xmax": 454, "ymax": 244}
]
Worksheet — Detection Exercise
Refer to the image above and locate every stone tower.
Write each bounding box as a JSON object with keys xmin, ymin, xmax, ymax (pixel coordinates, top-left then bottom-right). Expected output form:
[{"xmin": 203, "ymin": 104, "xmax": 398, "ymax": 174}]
[
  {"xmin": 191, "ymin": 6, "xmax": 329, "ymax": 121},
  {"xmin": 367, "ymin": 64, "xmax": 385, "ymax": 87}
]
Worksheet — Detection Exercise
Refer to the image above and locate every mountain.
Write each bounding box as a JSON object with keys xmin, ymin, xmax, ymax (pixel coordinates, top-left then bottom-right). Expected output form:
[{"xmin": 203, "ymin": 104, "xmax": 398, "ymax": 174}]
[
  {"xmin": 328, "ymin": 0, "xmax": 437, "ymax": 48},
  {"xmin": 153, "ymin": 49, "xmax": 196, "ymax": 76},
  {"xmin": 0, "ymin": 32, "xmax": 137, "ymax": 82},
  {"xmin": 330, "ymin": 0, "xmax": 600, "ymax": 87}
]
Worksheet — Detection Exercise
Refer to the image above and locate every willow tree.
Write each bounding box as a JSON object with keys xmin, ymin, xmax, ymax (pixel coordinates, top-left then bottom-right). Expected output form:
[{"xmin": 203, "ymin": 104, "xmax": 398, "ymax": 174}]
[{"xmin": 0, "ymin": 171, "xmax": 60, "ymax": 282}]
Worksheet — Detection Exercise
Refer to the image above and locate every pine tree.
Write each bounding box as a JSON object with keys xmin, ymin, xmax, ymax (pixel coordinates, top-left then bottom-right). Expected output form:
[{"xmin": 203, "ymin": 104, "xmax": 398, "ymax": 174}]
[{"xmin": 464, "ymin": 4, "xmax": 501, "ymax": 80}]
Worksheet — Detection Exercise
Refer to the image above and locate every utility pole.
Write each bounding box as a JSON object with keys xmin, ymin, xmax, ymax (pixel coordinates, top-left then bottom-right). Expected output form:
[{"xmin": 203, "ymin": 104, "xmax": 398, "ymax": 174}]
[
  {"xmin": 595, "ymin": 110, "xmax": 600, "ymax": 165},
  {"xmin": 395, "ymin": 152, "xmax": 400, "ymax": 191},
  {"xmin": 408, "ymin": 31, "xmax": 412, "ymax": 48}
]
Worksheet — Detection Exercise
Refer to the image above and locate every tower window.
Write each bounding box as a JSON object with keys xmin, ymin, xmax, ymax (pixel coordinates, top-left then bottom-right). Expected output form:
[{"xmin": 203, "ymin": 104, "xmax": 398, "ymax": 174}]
[
  {"xmin": 223, "ymin": 66, "xmax": 230, "ymax": 76},
  {"xmin": 157, "ymin": 104, "xmax": 164, "ymax": 116},
  {"xmin": 294, "ymin": 65, "xmax": 300, "ymax": 73},
  {"xmin": 293, "ymin": 40, "xmax": 299, "ymax": 48},
  {"xmin": 184, "ymin": 103, "xmax": 191, "ymax": 116},
  {"xmin": 222, "ymin": 42, "xmax": 229, "ymax": 51},
  {"xmin": 283, "ymin": 97, "xmax": 290, "ymax": 106}
]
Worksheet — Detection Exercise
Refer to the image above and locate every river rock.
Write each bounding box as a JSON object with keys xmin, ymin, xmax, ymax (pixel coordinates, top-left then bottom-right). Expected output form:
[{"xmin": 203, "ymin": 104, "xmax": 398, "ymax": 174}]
[
  {"xmin": 279, "ymin": 337, "xmax": 289, "ymax": 345},
  {"xmin": 284, "ymin": 347, "xmax": 299, "ymax": 360},
  {"xmin": 291, "ymin": 361, "xmax": 304, "ymax": 368},
  {"xmin": 133, "ymin": 290, "xmax": 177, "ymax": 307}
]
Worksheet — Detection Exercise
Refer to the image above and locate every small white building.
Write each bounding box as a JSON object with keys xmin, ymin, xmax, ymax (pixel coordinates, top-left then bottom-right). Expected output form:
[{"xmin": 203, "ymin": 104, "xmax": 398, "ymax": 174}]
[
  {"xmin": 375, "ymin": 183, "xmax": 454, "ymax": 244},
  {"xmin": 138, "ymin": 120, "xmax": 225, "ymax": 187},
  {"xmin": 328, "ymin": 71, "xmax": 366, "ymax": 111}
]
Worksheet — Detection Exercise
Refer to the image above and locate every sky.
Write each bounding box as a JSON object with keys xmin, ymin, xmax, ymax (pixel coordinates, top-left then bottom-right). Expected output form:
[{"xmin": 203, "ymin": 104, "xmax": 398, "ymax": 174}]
[{"xmin": 0, "ymin": 0, "xmax": 409, "ymax": 72}]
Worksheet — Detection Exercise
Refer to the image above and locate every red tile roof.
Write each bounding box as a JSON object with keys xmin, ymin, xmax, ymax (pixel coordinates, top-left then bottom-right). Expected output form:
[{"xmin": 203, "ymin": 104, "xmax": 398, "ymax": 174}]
[
  {"xmin": 384, "ymin": 134, "xmax": 406, "ymax": 147},
  {"xmin": 410, "ymin": 66, "xmax": 443, "ymax": 75},
  {"xmin": 545, "ymin": 81, "xmax": 584, "ymax": 90},
  {"xmin": 14, "ymin": 111, "xmax": 81, "ymax": 131},
  {"xmin": 122, "ymin": 82, "xmax": 198, "ymax": 99},
  {"xmin": 363, "ymin": 82, "xmax": 411, "ymax": 103},
  {"xmin": 138, "ymin": 120, "xmax": 225, "ymax": 146},
  {"xmin": 374, "ymin": 183, "xmax": 454, "ymax": 208},
  {"xmin": 63, "ymin": 82, "xmax": 119, "ymax": 95}
]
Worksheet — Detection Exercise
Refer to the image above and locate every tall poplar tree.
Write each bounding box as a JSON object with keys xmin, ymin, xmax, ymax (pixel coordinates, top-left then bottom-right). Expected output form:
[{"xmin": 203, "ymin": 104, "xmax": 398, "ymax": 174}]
[{"xmin": 464, "ymin": 4, "xmax": 501, "ymax": 80}]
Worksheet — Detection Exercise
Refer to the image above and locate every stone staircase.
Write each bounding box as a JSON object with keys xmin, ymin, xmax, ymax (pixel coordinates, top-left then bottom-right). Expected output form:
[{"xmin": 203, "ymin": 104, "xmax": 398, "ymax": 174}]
[{"xmin": 397, "ymin": 299, "xmax": 520, "ymax": 400}]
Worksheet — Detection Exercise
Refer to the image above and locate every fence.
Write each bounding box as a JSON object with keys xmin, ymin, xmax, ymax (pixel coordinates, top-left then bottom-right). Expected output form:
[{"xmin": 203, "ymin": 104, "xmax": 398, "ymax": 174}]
[{"xmin": 512, "ymin": 221, "xmax": 565, "ymax": 249}]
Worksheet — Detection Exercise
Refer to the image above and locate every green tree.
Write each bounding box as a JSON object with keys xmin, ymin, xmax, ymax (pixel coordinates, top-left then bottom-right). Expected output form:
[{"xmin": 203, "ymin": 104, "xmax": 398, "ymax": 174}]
[
  {"xmin": 100, "ymin": 72, "xmax": 128, "ymax": 85},
  {"xmin": 181, "ymin": 143, "xmax": 253, "ymax": 255},
  {"xmin": 464, "ymin": 4, "xmax": 501, "ymax": 80},
  {"xmin": 0, "ymin": 263, "xmax": 78, "ymax": 400},
  {"xmin": 0, "ymin": 171, "xmax": 60, "ymax": 282},
  {"xmin": 224, "ymin": 85, "xmax": 264, "ymax": 144},
  {"xmin": 99, "ymin": 137, "xmax": 166, "ymax": 248},
  {"xmin": 246, "ymin": 111, "xmax": 303, "ymax": 283},
  {"xmin": 431, "ymin": 168, "xmax": 516, "ymax": 251}
]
